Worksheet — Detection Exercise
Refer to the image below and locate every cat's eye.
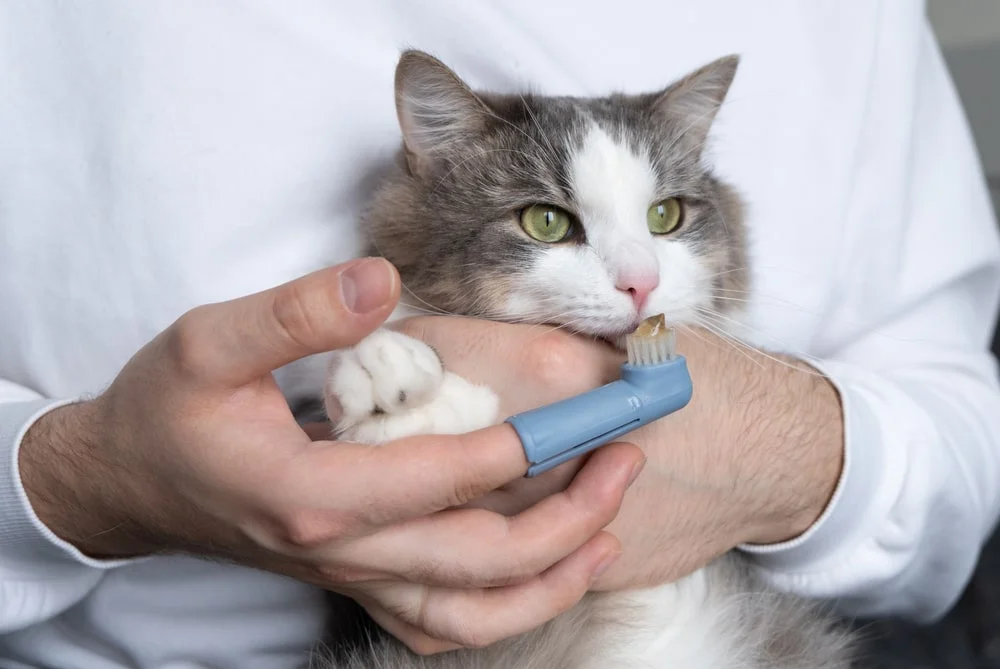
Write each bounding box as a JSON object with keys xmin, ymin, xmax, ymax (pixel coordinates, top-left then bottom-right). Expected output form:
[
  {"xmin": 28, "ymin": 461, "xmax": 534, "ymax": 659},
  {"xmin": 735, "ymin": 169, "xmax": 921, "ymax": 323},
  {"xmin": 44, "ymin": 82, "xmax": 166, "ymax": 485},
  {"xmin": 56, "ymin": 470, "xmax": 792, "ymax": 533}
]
[
  {"xmin": 520, "ymin": 205, "xmax": 573, "ymax": 243},
  {"xmin": 647, "ymin": 198, "xmax": 683, "ymax": 235}
]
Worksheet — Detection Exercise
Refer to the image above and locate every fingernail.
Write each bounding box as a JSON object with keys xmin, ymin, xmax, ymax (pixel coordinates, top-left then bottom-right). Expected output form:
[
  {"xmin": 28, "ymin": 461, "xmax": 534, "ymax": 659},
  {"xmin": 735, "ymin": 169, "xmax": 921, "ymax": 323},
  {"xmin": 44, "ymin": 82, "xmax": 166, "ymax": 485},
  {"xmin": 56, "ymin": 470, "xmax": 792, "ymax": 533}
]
[
  {"xmin": 626, "ymin": 457, "xmax": 646, "ymax": 489},
  {"xmin": 591, "ymin": 551, "xmax": 620, "ymax": 581},
  {"xmin": 341, "ymin": 258, "xmax": 395, "ymax": 314}
]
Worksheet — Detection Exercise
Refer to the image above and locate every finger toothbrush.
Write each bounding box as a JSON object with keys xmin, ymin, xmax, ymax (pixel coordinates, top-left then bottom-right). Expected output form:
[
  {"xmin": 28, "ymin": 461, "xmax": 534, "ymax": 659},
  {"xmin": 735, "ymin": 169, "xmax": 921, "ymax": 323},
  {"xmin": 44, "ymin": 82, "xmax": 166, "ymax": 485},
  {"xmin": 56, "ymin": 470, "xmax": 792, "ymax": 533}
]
[{"xmin": 505, "ymin": 314, "xmax": 693, "ymax": 477}]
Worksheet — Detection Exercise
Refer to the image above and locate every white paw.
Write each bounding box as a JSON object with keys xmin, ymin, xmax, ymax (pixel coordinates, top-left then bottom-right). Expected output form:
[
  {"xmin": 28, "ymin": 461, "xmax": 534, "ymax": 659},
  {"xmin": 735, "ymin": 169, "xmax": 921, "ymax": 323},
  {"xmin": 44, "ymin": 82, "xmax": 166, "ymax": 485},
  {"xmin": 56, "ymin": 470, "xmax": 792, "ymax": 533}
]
[
  {"xmin": 324, "ymin": 329, "xmax": 499, "ymax": 445},
  {"xmin": 324, "ymin": 329, "xmax": 445, "ymax": 431}
]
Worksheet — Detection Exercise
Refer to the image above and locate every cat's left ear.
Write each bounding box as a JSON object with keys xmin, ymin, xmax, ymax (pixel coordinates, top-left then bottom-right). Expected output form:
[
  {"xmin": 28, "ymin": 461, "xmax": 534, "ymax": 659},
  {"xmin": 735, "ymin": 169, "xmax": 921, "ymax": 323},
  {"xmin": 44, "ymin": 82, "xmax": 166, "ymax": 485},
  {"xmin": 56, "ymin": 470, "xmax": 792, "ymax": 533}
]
[
  {"xmin": 394, "ymin": 50, "xmax": 492, "ymax": 179},
  {"xmin": 650, "ymin": 54, "xmax": 740, "ymax": 148}
]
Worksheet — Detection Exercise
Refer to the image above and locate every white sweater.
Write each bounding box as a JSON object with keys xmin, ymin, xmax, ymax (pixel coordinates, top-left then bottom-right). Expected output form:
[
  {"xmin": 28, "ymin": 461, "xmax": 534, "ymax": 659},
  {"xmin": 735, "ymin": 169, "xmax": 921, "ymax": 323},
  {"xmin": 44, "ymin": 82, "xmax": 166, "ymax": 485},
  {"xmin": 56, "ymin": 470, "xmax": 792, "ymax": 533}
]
[{"xmin": 1, "ymin": 2, "xmax": 998, "ymax": 667}]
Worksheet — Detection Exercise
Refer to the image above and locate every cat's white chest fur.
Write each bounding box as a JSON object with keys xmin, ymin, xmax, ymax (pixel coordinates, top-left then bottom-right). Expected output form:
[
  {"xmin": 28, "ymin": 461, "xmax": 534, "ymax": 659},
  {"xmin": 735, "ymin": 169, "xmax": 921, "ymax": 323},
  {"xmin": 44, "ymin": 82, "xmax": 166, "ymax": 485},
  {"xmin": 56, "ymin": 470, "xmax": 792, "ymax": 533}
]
[{"xmin": 602, "ymin": 579, "xmax": 746, "ymax": 669}]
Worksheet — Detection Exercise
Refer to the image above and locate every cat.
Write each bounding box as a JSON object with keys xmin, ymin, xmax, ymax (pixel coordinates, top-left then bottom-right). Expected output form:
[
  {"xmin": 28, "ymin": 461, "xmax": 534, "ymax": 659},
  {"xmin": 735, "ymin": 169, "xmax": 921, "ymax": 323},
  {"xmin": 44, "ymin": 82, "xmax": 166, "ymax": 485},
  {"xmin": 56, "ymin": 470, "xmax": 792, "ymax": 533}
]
[{"xmin": 312, "ymin": 50, "xmax": 854, "ymax": 669}]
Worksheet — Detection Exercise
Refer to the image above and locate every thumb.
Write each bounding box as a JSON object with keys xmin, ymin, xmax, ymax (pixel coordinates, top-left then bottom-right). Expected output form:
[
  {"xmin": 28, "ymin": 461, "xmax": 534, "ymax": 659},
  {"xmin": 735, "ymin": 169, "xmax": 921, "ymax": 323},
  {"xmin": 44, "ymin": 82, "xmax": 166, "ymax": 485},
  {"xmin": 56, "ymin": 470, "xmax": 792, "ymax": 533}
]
[{"xmin": 180, "ymin": 258, "xmax": 399, "ymax": 386}]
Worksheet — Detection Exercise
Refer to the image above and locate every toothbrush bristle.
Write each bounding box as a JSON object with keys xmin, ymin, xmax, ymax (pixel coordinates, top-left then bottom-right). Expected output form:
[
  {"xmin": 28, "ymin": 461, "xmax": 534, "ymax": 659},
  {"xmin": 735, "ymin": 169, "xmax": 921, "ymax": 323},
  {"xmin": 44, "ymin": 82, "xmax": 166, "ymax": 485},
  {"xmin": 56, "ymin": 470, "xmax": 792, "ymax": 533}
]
[{"xmin": 625, "ymin": 314, "xmax": 676, "ymax": 366}]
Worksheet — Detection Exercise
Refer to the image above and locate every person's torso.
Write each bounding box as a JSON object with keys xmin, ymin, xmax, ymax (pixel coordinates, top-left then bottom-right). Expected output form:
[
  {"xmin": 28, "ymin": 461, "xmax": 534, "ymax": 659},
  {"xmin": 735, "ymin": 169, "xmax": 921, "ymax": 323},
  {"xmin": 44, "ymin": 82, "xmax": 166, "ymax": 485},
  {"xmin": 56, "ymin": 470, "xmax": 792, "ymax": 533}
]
[{"xmin": 0, "ymin": 1, "xmax": 908, "ymax": 666}]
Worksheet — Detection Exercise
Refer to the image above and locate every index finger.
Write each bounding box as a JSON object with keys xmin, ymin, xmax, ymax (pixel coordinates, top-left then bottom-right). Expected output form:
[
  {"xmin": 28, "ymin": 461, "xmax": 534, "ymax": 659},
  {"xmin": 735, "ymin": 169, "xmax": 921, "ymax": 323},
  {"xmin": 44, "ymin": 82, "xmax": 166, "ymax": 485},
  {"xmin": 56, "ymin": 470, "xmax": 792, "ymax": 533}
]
[{"xmin": 292, "ymin": 423, "xmax": 530, "ymax": 527}]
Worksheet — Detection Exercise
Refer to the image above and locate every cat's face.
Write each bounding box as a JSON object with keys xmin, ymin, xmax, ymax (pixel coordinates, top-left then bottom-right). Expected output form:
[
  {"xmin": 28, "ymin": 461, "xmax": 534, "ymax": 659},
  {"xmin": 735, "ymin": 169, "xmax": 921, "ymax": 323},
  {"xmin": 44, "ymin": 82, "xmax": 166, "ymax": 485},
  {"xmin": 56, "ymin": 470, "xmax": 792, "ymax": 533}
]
[{"xmin": 364, "ymin": 51, "xmax": 748, "ymax": 339}]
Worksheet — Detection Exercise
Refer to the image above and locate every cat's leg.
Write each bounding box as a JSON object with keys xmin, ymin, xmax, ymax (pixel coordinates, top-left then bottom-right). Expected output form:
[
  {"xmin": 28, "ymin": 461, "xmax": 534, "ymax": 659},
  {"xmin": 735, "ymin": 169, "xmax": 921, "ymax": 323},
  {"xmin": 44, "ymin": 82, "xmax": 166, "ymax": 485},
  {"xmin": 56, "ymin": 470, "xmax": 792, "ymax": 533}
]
[{"xmin": 324, "ymin": 328, "xmax": 499, "ymax": 444}]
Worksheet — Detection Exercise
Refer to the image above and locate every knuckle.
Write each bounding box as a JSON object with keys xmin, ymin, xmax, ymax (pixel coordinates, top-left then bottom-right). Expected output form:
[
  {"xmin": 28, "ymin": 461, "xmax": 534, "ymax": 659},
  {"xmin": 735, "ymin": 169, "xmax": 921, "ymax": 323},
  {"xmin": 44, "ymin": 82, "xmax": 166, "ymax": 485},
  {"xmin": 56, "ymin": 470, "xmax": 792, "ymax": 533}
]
[
  {"xmin": 271, "ymin": 282, "xmax": 330, "ymax": 353},
  {"xmin": 483, "ymin": 569, "xmax": 517, "ymax": 590},
  {"xmin": 521, "ymin": 332, "xmax": 593, "ymax": 396},
  {"xmin": 404, "ymin": 639, "xmax": 434, "ymax": 656},
  {"xmin": 312, "ymin": 563, "xmax": 369, "ymax": 585},
  {"xmin": 166, "ymin": 307, "xmax": 214, "ymax": 376},
  {"xmin": 548, "ymin": 581, "xmax": 588, "ymax": 615},
  {"xmin": 596, "ymin": 471, "xmax": 630, "ymax": 517},
  {"xmin": 448, "ymin": 478, "xmax": 484, "ymax": 508},
  {"xmin": 585, "ymin": 479, "xmax": 621, "ymax": 516},
  {"xmin": 276, "ymin": 510, "xmax": 350, "ymax": 551},
  {"xmin": 480, "ymin": 551, "xmax": 530, "ymax": 588},
  {"xmin": 454, "ymin": 623, "xmax": 492, "ymax": 650},
  {"xmin": 439, "ymin": 460, "xmax": 496, "ymax": 510},
  {"xmin": 573, "ymin": 490, "xmax": 620, "ymax": 534},
  {"xmin": 405, "ymin": 553, "xmax": 449, "ymax": 585},
  {"xmin": 501, "ymin": 559, "xmax": 534, "ymax": 587},
  {"xmin": 405, "ymin": 635, "xmax": 450, "ymax": 656}
]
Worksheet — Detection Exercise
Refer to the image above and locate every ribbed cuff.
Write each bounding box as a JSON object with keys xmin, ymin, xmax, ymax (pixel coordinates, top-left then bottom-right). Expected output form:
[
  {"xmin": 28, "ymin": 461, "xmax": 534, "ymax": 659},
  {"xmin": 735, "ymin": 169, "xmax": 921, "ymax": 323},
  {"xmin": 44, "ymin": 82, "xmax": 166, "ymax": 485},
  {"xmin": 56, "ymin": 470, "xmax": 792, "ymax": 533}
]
[
  {"xmin": 738, "ymin": 359, "xmax": 886, "ymax": 571},
  {"xmin": 0, "ymin": 398, "xmax": 141, "ymax": 572}
]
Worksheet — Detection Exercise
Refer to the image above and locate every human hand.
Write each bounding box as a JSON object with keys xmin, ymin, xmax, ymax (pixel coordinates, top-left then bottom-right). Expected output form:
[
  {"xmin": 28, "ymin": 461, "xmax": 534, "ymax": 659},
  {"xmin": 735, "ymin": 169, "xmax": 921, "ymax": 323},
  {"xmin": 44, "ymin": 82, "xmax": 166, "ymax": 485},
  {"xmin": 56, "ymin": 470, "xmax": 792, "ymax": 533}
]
[
  {"xmin": 589, "ymin": 328, "xmax": 843, "ymax": 589},
  {"xmin": 394, "ymin": 316, "xmax": 626, "ymax": 514},
  {"xmin": 18, "ymin": 258, "xmax": 644, "ymax": 653},
  {"xmin": 400, "ymin": 316, "xmax": 844, "ymax": 591}
]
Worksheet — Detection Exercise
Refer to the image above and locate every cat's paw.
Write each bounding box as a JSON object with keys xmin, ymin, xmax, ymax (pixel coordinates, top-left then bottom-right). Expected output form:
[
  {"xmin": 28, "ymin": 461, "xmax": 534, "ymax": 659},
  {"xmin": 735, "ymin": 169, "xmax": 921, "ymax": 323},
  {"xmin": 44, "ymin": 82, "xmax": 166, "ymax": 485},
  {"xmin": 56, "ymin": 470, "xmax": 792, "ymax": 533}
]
[
  {"xmin": 324, "ymin": 328, "xmax": 445, "ymax": 433},
  {"xmin": 324, "ymin": 328, "xmax": 499, "ymax": 445}
]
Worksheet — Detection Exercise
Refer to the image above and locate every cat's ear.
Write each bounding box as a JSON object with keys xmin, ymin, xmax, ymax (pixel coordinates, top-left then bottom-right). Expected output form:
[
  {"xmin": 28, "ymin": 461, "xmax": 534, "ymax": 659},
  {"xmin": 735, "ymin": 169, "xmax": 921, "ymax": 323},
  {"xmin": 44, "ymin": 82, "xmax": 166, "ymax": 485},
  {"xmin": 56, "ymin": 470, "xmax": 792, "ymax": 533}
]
[
  {"xmin": 394, "ymin": 50, "xmax": 491, "ymax": 178},
  {"xmin": 651, "ymin": 54, "xmax": 739, "ymax": 147}
]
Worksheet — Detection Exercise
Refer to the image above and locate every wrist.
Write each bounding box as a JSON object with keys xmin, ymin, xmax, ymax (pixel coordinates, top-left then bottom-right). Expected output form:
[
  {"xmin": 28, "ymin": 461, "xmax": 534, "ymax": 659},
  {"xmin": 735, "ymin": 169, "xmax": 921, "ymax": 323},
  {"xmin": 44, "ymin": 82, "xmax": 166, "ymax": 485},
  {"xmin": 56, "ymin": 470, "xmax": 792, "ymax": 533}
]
[
  {"xmin": 19, "ymin": 399, "xmax": 151, "ymax": 559},
  {"xmin": 721, "ymin": 352, "xmax": 844, "ymax": 547}
]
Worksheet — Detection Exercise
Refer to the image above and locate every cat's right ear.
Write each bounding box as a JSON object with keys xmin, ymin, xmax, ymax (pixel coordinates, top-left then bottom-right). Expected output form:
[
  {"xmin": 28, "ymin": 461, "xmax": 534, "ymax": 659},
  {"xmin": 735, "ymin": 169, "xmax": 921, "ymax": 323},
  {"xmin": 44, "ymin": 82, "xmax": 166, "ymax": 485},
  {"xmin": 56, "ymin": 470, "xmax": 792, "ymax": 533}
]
[{"xmin": 395, "ymin": 50, "xmax": 491, "ymax": 179}]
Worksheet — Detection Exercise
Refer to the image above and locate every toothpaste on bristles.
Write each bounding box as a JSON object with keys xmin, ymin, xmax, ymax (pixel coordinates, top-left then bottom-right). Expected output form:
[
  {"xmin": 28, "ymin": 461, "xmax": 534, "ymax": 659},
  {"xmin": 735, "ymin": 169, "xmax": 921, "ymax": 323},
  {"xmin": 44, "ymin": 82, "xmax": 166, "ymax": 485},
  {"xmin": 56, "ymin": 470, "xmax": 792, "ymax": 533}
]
[{"xmin": 625, "ymin": 313, "xmax": 677, "ymax": 366}]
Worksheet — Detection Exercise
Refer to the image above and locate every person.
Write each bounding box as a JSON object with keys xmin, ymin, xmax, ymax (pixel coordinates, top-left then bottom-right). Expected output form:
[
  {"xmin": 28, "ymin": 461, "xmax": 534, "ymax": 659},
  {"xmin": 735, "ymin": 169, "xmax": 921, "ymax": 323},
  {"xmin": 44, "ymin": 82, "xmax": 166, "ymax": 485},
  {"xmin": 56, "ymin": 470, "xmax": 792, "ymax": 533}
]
[{"xmin": 1, "ymin": 2, "xmax": 998, "ymax": 667}]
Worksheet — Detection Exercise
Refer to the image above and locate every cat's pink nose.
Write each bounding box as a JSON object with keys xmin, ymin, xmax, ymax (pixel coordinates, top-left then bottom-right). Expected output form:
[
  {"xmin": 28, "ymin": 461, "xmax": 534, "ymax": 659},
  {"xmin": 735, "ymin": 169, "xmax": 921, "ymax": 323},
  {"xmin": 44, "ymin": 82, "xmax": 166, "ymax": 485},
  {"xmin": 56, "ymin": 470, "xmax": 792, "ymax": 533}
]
[{"xmin": 616, "ymin": 272, "xmax": 659, "ymax": 312}]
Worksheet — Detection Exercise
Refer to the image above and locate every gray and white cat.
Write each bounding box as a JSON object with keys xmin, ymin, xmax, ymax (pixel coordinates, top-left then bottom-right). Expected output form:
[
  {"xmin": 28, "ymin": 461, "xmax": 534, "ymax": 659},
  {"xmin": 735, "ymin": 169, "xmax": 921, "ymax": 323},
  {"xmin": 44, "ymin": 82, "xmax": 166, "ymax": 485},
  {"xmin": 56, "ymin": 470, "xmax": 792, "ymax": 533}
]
[{"xmin": 315, "ymin": 50, "xmax": 854, "ymax": 669}]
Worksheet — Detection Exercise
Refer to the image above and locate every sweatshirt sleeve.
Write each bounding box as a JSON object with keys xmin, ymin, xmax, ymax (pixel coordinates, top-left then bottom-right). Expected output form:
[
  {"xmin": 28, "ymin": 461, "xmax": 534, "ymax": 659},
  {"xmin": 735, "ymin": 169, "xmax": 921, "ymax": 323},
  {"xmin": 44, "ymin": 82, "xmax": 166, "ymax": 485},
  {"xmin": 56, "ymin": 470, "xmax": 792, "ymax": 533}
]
[
  {"xmin": 741, "ymin": 15, "xmax": 1000, "ymax": 623},
  {"xmin": 0, "ymin": 386, "xmax": 137, "ymax": 633}
]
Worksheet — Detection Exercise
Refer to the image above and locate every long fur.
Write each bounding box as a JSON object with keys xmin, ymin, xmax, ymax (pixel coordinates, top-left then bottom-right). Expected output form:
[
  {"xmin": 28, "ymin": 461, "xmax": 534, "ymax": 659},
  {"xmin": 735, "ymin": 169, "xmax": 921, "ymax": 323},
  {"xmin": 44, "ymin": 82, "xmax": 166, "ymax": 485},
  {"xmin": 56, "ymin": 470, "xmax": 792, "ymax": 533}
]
[{"xmin": 311, "ymin": 51, "xmax": 855, "ymax": 669}]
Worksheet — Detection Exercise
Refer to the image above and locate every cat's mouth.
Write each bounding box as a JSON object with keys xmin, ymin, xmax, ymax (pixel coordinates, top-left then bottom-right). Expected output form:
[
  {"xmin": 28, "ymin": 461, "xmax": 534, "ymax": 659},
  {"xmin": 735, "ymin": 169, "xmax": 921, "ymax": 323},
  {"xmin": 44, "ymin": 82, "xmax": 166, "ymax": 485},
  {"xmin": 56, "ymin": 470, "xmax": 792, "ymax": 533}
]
[{"xmin": 550, "ymin": 317, "xmax": 643, "ymax": 351}]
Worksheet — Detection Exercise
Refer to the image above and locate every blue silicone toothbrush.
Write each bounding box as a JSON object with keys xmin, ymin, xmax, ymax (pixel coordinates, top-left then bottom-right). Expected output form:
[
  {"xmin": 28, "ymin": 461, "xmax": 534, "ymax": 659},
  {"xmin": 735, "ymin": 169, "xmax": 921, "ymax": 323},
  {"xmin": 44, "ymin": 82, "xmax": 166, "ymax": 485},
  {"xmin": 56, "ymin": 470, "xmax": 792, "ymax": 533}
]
[{"xmin": 506, "ymin": 314, "xmax": 693, "ymax": 477}]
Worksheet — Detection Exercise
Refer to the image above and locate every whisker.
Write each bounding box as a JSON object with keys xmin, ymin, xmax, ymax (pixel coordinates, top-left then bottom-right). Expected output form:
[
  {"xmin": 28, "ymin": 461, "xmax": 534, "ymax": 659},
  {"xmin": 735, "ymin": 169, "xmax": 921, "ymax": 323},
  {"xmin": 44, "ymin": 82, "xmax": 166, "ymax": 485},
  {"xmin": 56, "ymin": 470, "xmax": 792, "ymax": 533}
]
[
  {"xmin": 692, "ymin": 317, "xmax": 767, "ymax": 371},
  {"xmin": 706, "ymin": 187, "xmax": 732, "ymax": 240},
  {"xmin": 677, "ymin": 323, "xmax": 728, "ymax": 353},
  {"xmin": 478, "ymin": 104, "xmax": 550, "ymax": 157},
  {"xmin": 694, "ymin": 309, "xmax": 826, "ymax": 378},
  {"xmin": 365, "ymin": 242, "xmax": 453, "ymax": 318},
  {"xmin": 428, "ymin": 147, "xmax": 539, "ymax": 199},
  {"xmin": 706, "ymin": 266, "xmax": 752, "ymax": 279},
  {"xmin": 519, "ymin": 94, "xmax": 558, "ymax": 157}
]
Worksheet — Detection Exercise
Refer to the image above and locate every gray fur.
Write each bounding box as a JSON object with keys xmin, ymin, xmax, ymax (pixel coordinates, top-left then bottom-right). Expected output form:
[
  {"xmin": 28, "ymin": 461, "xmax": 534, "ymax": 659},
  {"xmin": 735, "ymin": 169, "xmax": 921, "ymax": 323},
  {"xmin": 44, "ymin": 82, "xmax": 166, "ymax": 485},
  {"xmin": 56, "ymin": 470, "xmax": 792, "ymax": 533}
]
[
  {"xmin": 365, "ymin": 51, "xmax": 747, "ymax": 322},
  {"xmin": 311, "ymin": 51, "xmax": 853, "ymax": 668}
]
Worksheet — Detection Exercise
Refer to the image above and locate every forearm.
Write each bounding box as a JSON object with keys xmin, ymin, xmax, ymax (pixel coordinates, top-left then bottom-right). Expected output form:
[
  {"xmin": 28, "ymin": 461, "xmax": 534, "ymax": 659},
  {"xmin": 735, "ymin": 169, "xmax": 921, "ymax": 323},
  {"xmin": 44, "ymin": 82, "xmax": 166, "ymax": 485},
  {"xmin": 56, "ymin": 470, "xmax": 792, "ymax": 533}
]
[
  {"xmin": 0, "ymin": 396, "xmax": 134, "ymax": 633},
  {"xmin": 742, "ymin": 350, "xmax": 1000, "ymax": 621},
  {"xmin": 18, "ymin": 399, "xmax": 153, "ymax": 559},
  {"xmin": 674, "ymin": 331, "xmax": 844, "ymax": 547},
  {"xmin": 730, "ymin": 351, "xmax": 844, "ymax": 545}
]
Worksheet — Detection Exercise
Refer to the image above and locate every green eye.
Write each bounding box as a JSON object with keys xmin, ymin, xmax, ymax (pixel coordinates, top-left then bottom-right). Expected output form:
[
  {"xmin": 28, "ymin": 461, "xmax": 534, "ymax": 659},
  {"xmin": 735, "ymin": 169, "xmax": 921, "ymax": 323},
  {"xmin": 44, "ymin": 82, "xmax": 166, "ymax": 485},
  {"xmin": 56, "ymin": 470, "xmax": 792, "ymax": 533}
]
[
  {"xmin": 647, "ymin": 198, "xmax": 683, "ymax": 235},
  {"xmin": 520, "ymin": 204, "xmax": 573, "ymax": 243}
]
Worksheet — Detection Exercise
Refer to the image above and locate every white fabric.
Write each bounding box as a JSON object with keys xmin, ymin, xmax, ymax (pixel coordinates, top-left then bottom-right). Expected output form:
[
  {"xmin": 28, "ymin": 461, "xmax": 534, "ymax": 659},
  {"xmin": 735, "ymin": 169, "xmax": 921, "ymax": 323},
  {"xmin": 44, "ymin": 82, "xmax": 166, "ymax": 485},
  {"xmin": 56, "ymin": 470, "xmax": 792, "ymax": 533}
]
[{"xmin": 1, "ymin": 1, "xmax": 998, "ymax": 666}]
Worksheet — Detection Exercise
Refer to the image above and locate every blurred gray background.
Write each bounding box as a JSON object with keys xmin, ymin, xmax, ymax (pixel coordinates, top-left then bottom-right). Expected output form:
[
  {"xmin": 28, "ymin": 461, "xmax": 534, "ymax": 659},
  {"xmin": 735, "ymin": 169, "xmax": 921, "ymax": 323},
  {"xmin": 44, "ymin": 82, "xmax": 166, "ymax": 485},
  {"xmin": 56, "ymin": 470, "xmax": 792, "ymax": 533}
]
[{"xmin": 929, "ymin": 0, "xmax": 1000, "ymax": 218}]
